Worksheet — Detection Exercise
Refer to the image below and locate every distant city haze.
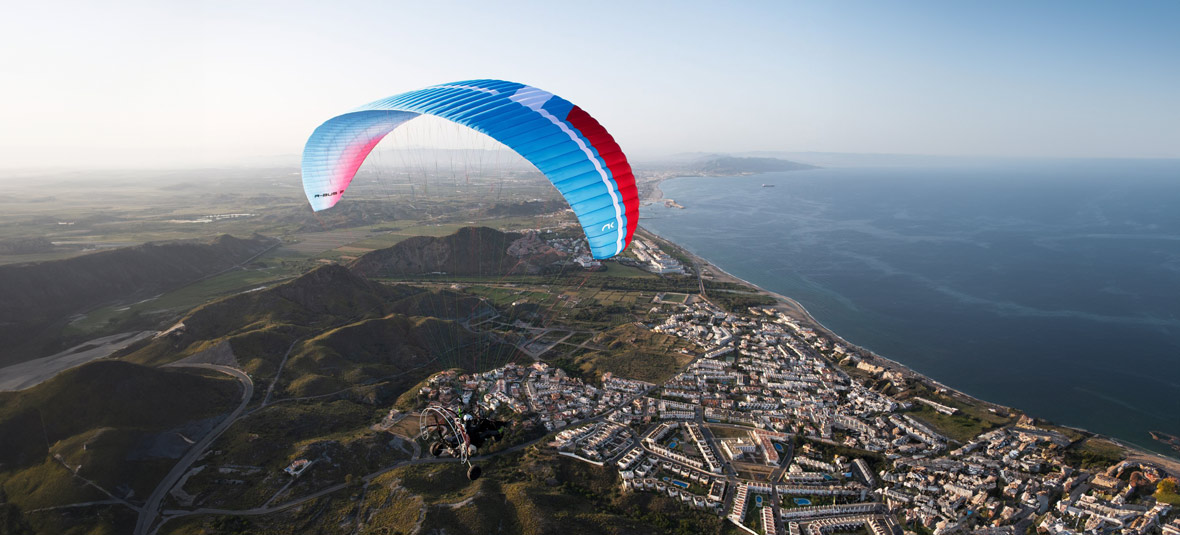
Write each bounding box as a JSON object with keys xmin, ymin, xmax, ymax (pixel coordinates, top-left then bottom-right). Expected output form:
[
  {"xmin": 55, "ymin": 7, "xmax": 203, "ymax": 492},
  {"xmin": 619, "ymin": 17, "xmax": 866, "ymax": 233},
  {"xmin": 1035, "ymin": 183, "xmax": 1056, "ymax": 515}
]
[{"xmin": 1, "ymin": 0, "xmax": 1178, "ymax": 169}]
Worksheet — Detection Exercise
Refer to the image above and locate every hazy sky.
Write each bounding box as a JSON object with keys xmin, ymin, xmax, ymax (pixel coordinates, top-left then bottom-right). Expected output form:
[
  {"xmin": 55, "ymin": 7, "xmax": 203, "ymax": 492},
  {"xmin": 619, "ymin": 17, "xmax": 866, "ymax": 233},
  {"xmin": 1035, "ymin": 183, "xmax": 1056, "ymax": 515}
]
[{"xmin": 2, "ymin": 0, "xmax": 1178, "ymax": 168}]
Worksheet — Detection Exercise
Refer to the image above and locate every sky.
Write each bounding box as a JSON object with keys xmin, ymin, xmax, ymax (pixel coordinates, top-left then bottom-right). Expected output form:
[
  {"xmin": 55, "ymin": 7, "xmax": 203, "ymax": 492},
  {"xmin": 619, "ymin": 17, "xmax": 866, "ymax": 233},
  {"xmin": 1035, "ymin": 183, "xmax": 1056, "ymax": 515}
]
[{"xmin": 1, "ymin": 0, "xmax": 1178, "ymax": 168}]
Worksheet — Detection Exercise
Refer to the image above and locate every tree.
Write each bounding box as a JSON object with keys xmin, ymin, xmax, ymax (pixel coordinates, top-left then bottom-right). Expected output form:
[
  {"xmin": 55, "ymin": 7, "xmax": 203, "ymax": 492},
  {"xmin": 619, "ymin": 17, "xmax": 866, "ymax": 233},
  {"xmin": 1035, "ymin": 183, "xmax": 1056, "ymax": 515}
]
[{"xmin": 1155, "ymin": 478, "xmax": 1180, "ymax": 506}]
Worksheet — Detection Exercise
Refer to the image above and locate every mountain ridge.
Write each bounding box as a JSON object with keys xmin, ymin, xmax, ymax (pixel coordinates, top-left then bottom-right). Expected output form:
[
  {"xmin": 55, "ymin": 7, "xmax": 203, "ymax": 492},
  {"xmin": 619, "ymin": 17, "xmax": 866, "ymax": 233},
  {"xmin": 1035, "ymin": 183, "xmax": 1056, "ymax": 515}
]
[
  {"xmin": 695, "ymin": 155, "xmax": 820, "ymax": 175},
  {"xmin": 0, "ymin": 234, "xmax": 278, "ymax": 366},
  {"xmin": 348, "ymin": 226, "xmax": 569, "ymax": 278}
]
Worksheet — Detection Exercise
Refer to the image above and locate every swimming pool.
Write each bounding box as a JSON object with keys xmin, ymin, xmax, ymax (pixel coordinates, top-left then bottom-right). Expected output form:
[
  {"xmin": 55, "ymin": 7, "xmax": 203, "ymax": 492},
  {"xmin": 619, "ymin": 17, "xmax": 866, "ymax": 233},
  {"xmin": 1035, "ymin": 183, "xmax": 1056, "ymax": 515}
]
[
  {"xmin": 773, "ymin": 442, "xmax": 784, "ymax": 453},
  {"xmin": 668, "ymin": 440, "xmax": 678, "ymax": 449},
  {"xmin": 793, "ymin": 497, "xmax": 812, "ymax": 506},
  {"xmin": 755, "ymin": 495, "xmax": 763, "ymax": 507},
  {"xmin": 672, "ymin": 480, "xmax": 689, "ymax": 489}
]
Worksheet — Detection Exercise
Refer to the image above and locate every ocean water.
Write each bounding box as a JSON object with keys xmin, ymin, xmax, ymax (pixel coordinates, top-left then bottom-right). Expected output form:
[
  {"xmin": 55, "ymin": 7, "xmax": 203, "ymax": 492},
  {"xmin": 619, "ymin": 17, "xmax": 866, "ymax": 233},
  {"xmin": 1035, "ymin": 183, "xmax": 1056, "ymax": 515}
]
[{"xmin": 640, "ymin": 159, "xmax": 1180, "ymax": 457}]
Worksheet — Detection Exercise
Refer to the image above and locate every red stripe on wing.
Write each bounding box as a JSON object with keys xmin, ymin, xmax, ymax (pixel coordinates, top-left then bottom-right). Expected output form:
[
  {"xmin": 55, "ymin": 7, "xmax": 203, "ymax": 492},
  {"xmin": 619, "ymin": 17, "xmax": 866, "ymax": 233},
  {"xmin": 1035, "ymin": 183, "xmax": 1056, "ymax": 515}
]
[{"xmin": 564, "ymin": 105, "xmax": 638, "ymax": 249}]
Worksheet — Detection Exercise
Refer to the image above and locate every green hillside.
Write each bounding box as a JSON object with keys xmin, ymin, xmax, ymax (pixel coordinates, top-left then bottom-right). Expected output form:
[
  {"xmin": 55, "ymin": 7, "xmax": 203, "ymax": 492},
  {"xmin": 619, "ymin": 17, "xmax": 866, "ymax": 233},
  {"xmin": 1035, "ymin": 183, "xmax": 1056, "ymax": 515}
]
[
  {"xmin": 278, "ymin": 314, "xmax": 521, "ymax": 398},
  {"xmin": 122, "ymin": 264, "xmax": 417, "ymax": 368},
  {"xmin": 0, "ymin": 360, "xmax": 240, "ymax": 516},
  {"xmin": 349, "ymin": 226, "xmax": 566, "ymax": 277},
  {"xmin": 122, "ymin": 263, "xmax": 516, "ymax": 398},
  {"xmin": 0, "ymin": 361, "xmax": 239, "ymax": 468}
]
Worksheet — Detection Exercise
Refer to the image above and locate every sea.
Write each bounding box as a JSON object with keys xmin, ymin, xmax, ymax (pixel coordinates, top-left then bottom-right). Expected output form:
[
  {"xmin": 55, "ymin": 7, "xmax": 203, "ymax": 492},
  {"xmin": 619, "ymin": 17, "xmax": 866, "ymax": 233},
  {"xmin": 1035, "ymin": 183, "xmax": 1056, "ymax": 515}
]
[{"xmin": 640, "ymin": 158, "xmax": 1180, "ymax": 458}]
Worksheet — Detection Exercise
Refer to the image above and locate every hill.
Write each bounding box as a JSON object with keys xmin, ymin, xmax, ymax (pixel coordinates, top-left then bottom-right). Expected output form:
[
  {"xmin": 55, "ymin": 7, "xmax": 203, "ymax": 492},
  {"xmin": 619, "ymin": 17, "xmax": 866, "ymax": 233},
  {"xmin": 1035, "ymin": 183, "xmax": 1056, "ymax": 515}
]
[
  {"xmin": 124, "ymin": 264, "xmax": 477, "ymax": 365},
  {"xmin": 2, "ymin": 262, "xmax": 523, "ymax": 533},
  {"xmin": 0, "ymin": 360, "xmax": 240, "ymax": 514},
  {"xmin": 278, "ymin": 314, "xmax": 519, "ymax": 398},
  {"xmin": 481, "ymin": 199, "xmax": 569, "ymax": 217},
  {"xmin": 0, "ymin": 234, "xmax": 278, "ymax": 366},
  {"xmin": 160, "ymin": 263, "xmax": 413, "ymax": 344},
  {"xmin": 348, "ymin": 226, "xmax": 569, "ymax": 278},
  {"xmin": 123, "ymin": 263, "xmax": 513, "ymax": 396},
  {"xmin": 0, "ymin": 360, "xmax": 240, "ymax": 468},
  {"xmin": 695, "ymin": 156, "xmax": 819, "ymax": 175}
]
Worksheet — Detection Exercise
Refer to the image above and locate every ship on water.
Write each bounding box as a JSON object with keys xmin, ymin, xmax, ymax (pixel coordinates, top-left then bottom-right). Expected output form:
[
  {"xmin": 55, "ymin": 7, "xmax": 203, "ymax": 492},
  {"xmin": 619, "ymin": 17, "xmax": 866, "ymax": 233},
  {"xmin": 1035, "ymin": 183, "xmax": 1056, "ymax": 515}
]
[{"xmin": 762, "ymin": 183, "xmax": 775, "ymax": 187}]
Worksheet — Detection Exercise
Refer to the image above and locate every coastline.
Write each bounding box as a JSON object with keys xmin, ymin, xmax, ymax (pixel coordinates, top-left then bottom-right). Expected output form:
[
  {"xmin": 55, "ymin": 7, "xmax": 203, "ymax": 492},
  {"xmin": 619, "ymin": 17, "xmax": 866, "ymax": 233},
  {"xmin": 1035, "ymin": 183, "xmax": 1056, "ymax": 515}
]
[
  {"xmin": 642, "ymin": 225, "xmax": 1010, "ymax": 409},
  {"xmin": 638, "ymin": 174, "xmax": 1180, "ymax": 476}
]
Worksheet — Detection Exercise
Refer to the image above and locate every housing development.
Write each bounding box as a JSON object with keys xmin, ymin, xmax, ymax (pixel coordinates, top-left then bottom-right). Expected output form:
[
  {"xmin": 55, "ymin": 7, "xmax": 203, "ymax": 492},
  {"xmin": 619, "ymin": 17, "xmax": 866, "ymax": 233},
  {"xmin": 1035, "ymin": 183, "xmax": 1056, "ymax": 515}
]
[{"xmin": 421, "ymin": 290, "xmax": 1179, "ymax": 535}]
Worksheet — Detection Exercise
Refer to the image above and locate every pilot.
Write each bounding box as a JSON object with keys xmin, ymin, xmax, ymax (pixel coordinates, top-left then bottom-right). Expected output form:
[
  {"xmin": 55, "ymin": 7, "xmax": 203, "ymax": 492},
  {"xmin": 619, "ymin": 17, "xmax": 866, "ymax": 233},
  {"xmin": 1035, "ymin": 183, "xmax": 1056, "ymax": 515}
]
[{"xmin": 462, "ymin": 411, "xmax": 504, "ymax": 450}]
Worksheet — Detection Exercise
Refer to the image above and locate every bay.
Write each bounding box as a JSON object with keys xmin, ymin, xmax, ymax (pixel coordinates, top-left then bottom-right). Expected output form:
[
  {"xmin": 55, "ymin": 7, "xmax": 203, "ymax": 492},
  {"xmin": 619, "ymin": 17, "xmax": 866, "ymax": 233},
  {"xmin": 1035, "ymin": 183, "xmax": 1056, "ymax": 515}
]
[{"xmin": 640, "ymin": 159, "xmax": 1180, "ymax": 457}]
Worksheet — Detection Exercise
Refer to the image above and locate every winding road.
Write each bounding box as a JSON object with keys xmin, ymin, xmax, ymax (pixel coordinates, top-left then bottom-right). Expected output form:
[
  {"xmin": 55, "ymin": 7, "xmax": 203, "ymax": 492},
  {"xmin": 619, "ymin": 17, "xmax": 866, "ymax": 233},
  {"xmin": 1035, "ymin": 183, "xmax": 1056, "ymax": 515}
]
[{"xmin": 135, "ymin": 364, "xmax": 254, "ymax": 535}]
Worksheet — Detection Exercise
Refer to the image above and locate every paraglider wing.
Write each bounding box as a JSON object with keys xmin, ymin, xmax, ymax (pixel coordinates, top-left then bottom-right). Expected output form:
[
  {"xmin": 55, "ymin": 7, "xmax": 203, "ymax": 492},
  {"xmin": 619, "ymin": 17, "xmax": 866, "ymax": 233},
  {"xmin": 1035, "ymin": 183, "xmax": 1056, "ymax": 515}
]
[{"xmin": 301, "ymin": 80, "xmax": 638, "ymax": 259}]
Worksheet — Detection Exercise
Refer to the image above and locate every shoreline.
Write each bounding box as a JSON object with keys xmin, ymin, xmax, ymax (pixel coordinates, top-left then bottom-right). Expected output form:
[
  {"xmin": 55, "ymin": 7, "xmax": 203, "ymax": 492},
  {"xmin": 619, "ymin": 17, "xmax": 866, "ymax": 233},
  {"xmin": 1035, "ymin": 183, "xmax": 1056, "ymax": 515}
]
[
  {"xmin": 638, "ymin": 174, "xmax": 1180, "ymax": 476},
  {"xmin": 643, "ymin": 225, "xmax": 1012, "ymax": 409}
]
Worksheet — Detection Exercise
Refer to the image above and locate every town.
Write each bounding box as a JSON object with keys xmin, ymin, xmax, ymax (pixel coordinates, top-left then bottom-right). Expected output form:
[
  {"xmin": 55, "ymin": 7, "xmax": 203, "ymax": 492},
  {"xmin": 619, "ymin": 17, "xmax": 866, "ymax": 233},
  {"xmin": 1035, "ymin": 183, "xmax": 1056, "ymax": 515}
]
[{"xmin": 409, "ymin": 285, "xmax": 1179, "ymax": 535}]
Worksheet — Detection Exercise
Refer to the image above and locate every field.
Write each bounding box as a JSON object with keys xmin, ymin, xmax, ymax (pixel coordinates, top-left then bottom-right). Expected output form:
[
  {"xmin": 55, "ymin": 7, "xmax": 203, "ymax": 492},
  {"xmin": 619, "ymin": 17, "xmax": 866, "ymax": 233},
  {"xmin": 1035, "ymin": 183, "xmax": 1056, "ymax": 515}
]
[
  {"xmin": 62, "ymin": 258, "xmax": 301, "ymax": 338},
  {"xmin": 287, "ymin": 221, "xmax": 476, "ymax": 255},
  {"xmin": 707, "ymin": 425, "xmax": 756, "ymax": 439},
  {"xmin": 0, "ymin": 166, "xmax": 569, "ymax": 266},
  {"xmin": 901, "ymin": 385, "xmax": 1013, "ymax": 444},
  {"xmin": 660, "ymin": 292, "xmax": 689, "ymax": 304},
  {"xmin": 544, "ymin": 323, "xmax": 695, "ymax": 383},
  {"xmin": 1064, "ymin": 437, "xmax": 1126, "ymax": 470}
]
